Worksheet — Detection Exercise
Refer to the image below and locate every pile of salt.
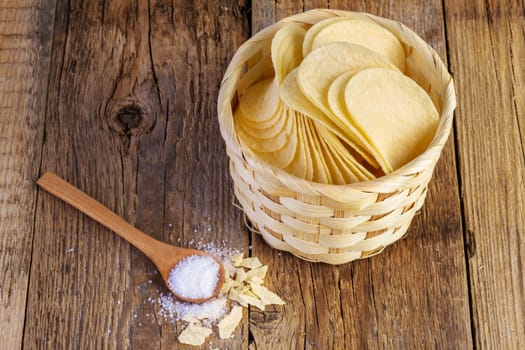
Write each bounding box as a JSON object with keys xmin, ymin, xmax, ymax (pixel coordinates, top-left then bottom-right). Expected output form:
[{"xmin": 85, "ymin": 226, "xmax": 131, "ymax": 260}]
[{"xmin": 168, "ymin": 255, "xmax": 220, "ymax": 299}]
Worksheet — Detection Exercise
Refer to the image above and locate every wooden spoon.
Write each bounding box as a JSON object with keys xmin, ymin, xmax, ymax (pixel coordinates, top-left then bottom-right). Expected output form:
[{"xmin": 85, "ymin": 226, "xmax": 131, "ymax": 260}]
[{"xmin": 37, "ymin": 172, "xmax": 225, "ymax": 304}]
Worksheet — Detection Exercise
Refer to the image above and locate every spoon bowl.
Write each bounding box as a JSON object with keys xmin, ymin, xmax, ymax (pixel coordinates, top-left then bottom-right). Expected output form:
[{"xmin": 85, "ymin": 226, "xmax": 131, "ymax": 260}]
[
  {"xmin": 37, "ymin": 172, "xmax": 225, "ymax": 303},
  {"xmin": 156, "ymin": 245, "xmax": 226, "ymax": 303}
]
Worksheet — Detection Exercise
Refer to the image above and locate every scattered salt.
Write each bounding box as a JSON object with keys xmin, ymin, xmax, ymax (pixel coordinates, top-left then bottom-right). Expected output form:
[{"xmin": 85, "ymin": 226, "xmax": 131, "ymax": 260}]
[
  {"xmin": 177, "ymin": 297, "xmax": 227, "ymax": 322},
  {"xmin": 153, "ymin": 293, "xmax": 227, "ymax": 324},
  {"xmin": 168, "ymin": 255, "xmax": 220, "ymax": 299}
]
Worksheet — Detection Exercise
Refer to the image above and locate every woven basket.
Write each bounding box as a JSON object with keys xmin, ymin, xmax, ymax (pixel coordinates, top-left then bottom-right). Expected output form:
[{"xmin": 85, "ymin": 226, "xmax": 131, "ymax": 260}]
[{"xmin": 218, "ymin": 9, "xmax": 456, "ymax": 264}]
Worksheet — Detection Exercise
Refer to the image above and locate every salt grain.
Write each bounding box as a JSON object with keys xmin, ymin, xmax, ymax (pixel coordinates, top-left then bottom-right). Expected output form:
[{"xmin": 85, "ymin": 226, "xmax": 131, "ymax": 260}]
[{"xmin": 168, "ymin": 255, "xmax": 220, "ymax": 299}]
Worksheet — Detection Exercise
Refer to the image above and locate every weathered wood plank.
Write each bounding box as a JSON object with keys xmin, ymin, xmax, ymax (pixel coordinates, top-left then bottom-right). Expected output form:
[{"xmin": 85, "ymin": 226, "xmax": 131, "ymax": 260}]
[
  {"xmin": 24, "ymin": 0, "xmax": 134, "ymax": 347},
  {"xmin": 444, "ymin": 0, "xmax": 525, "ymax": 347},
  {"xmin": 130, "ymin": 1, "xmax": 250, "ymax": 349},
  {"xmin": 25, "ymin": 0, "xmax": 250, "ymax": 348},
  {"xmin": 250, "ymin": 1, "xmax": 471, "ymax": 348},
  {"xmin": 0, "ymin": 1, "xmax": 54, "ymax": 349}
]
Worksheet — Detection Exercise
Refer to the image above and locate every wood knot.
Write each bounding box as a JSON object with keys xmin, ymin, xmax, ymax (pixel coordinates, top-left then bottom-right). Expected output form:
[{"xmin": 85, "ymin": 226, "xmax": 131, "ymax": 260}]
[
  {"xmin": 106, "ymin": 101, "xmax": 156, "ymax": 136},
  {"xmin": 118, "ymin": 105, "xmax": 142, "ymax": 130}
]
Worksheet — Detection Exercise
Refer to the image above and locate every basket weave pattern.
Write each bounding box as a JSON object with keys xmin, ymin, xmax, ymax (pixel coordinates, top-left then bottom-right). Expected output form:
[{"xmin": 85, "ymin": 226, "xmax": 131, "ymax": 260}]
[{"xmin": 218, "ymin": 9, "xmax": 456, "ymax": 264}]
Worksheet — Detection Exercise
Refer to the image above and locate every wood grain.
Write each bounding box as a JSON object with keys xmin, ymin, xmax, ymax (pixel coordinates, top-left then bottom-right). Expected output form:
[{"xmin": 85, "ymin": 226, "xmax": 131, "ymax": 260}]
[
  {"xmin": 6, "ymin": 0, "xmax": 523, "ymax": 348},
  {"xmin": 24, "ymin": 0, "xmax": 249, "ymax": 348},
  {"xmin": 249, "ymin": 1, "xmax": 472, "ymax": 349},
  {"xmin": 444, "ymin": 0, "xmax": 525, "ymax": 348},
  {"xmin": 0, "ymin": 1, "xmax": 54, "ymax": 349}
]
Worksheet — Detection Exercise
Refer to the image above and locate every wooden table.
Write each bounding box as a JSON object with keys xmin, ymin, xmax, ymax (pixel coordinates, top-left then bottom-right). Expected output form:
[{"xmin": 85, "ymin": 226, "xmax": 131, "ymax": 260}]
[{"xmin": 1, "ymin": 0, "xmax": 523, "ymax": 349}]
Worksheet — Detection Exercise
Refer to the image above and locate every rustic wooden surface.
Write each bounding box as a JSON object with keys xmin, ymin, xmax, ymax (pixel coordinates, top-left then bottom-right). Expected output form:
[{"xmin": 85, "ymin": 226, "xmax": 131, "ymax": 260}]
[
  {"xmin": 0, "ymin": 1, "xmax": 54, "ymax": 349},
  {"xmin": 0, "ymin": 0, "xmax": 523, "ymax": 349}
]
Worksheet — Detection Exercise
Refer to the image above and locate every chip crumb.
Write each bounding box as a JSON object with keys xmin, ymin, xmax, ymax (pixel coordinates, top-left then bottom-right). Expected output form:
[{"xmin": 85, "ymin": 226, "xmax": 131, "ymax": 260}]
[
  {"xmin": 231, "ymin": 253, "xmax": 244, "ymax": 267},
  {"xmin": 178, "ymin": 322, "xmax": 213, "ymax": 346},
  {"xmin": 247, "ymin": 275, "xmax": 264, "ymax": 285},
  {"xmin": 228, "ymin": 287, "xmax": 248, "ymax": 307},
  {"xmin": 220, "ymin": 274, "xmax": 235, "ymax": 294},
  {"xmin": 238, "ymin": 257, "xmax": 262, "ymax": 269},
  {"xmin": 218, "ymin": 305, "xmax": 243, "ymax": 339},
  {"xmin": 234, "ymin": 268, "xmax": 248, "ymax": 284},
  {"xmin": 238, "ymin": 292, "xmax": 265, "ymax": 311},
  {"xmin": 246, "ymin": 265, "xmax": 268, "ymax": 281}
]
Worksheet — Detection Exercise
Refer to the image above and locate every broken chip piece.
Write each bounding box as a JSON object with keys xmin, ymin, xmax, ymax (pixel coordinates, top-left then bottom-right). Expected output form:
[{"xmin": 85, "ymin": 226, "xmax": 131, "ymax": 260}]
[
  {"xmin": 238, "ymin": 257, "xmax": 263, "ymax": 269},
  {"xmin": 178, "ymin": 322, "xmax": 213, "ymax": 346},
  {"xmin": 218, "ymin": 306, "xmax": 244, "ymax": 339},
  {"xmin": 250, "ymin": 283, "xmax": 286, "ymax": 306}
]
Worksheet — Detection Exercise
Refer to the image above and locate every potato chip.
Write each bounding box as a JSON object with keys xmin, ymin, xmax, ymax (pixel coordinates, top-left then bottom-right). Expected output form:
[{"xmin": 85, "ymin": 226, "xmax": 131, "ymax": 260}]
[
  {"xmin": 271, "ymin": 24, "xmax": 305, "ymax": 83},
  {"xmin": 327, "ymin": 71, "xmax": 392, "ymax": 173},
  {"xmin": 218, "ymin": 306, "xmax": 243, "ymax": 339},
  {"xmin": 302, "ymin": 17, "xmax": 349, "ymax": 56},
  {"xmin": 178, "ymin": 322, "xmax": 213, "ymax": 346},
  {"xmin": 314, "ymin": 123, "xmax": 346, "ymax": 185},
  {"xmin": 235, "ymin": 104, "xmax": 283, "ymax": 130},
  {"xmin": 237, "ymin": 104, "xmax": 291, "ymax": 140},
  {"xmin": 238, "ymin": 78, "xmax": 280, "ymax": 122},
  {"xmin": 304, "ymin": 117, "xmax": 331, "ymax": 184},
  {"xmin": 282, "ymin": 112, "xmax": 309, "ymax": 179},
  {"xmin": 344, "ymin": 68, "xmax": 439, "ymax": 170},
  {"xmin": 297, "ymin": 114, "xmax": 314, "ymax": 181},
  {"xmin": 311, "ymin": 19, "xmax": 406, "ymax": 71}
]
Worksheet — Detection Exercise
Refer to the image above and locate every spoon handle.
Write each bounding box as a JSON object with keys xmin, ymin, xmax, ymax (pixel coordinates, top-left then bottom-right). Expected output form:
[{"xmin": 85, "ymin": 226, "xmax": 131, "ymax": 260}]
[{"xmin": 37, "ymin": 172, "xmax": 173, "ymax": 262}]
